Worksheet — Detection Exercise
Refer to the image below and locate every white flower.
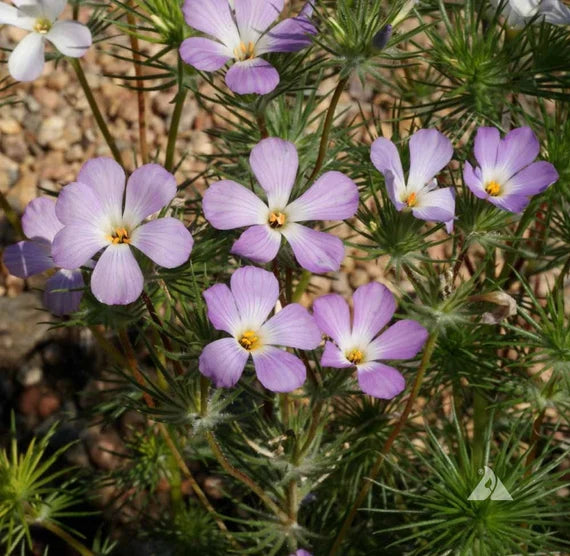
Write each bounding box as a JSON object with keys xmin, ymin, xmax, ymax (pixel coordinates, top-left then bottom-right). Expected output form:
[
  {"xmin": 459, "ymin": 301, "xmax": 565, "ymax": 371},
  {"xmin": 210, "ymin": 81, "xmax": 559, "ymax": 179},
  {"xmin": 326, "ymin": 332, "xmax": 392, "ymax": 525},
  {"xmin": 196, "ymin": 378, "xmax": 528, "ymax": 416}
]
[
  {"xmin": 490, "ymin": 0, "xmax": 570, "ymax": 27},
  {"xmin": 0, "ymin": 0, "xmax": 92, "ymax": 81}
]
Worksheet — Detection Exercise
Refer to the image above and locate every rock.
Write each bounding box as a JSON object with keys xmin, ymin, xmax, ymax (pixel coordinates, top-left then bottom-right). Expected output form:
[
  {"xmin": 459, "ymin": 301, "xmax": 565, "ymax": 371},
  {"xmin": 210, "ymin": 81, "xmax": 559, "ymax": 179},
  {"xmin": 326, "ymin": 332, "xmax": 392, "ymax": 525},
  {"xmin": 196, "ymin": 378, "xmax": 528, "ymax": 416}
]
[
  {"xmin": 86, "ymin": 427, "xmax": 125, "ymax": 470},
  {"xmin": 331, "ymin": 273, "xmax": 351, "ymax": 295},
  {"xmin": 0, "ymin": 118, "xmax": 22, "ymax": 134},
  {"xmin": 38, "ymin": 389, "xmax": 61, "ymax": 418},
  {"xmin": 349, "ymin": 268, "xmax": 369, "ymax": 288},
  {"xmin": 37, "ymin": 116, "xmax": 65, "ymax": 147},
  {"xmin": 19, "ymin": 385, "xmax": 41, "ymax": 415}
]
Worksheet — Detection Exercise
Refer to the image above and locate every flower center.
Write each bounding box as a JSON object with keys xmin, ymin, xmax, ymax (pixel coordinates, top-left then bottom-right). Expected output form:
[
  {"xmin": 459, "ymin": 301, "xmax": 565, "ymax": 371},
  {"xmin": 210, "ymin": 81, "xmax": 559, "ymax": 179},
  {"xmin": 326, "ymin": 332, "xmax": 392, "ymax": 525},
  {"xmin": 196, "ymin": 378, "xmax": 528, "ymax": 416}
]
[
  {"xmin": 233, "ymin": 41, "xmax": 256, "ymax": 61},
  {"xmin": 485, "ymin": 180, "xmax": 501, "ymax": 196},
  {"xmin": 346, "ymin": 348, "xmax": 364, "ymax": 365},
  {"xmin": 404, "ymin": 192, "xmax": 417, "ymax": 207},
  {"xmin": 106, "ymin": 227, "xmax": 131, "ymax": 245},
  {"xmin": 268, "ymin": 211, "xmax": 287, "ymax": 229},
  {"xmin": 239, "ymin": 330, "xmax": 260, "ymax": 351},
  {"xmin": 34, "ymin": 18, "xmax": 52, "ymax": 34}
]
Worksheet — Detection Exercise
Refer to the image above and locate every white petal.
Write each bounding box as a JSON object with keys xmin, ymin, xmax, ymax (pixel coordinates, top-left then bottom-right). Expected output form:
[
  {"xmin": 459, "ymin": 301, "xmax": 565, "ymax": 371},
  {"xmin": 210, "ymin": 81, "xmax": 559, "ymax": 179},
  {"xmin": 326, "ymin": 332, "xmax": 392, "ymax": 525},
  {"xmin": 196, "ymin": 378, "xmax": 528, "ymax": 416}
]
[
  {"xmin": 46, "ymin": 21, "xmax": 92, "ymax": 58},
  {"xmin": 8, "ymin": 33, "xmax": 45, "ymax": 82},
  {"xmin": 0, "ymin": 4, "xmax": 34, "ymax": 30}
]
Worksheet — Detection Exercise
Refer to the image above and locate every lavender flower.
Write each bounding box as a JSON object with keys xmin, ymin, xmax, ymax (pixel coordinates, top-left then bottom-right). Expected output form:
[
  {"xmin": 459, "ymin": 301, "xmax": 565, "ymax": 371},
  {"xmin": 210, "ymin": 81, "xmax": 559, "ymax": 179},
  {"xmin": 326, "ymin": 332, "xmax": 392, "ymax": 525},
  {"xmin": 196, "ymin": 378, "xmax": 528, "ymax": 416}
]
[
  {"xmin": 51, "ymin": 158, "xmax": 193, "ymax": 306},
  {"xmin": 312, "ymin": 282, "xmax": 428, "ymax": 399},
  {"xmin": 463, "ymin": 126, "xmax": 559, "ymax": 213},
  {"xmin": 490, "ymin": 0, "xmax": 570, "ymax": 27},
  {"xmin": 2, "ymin": 197, "xmax": 84, "ymax": 315},
  {"xmin": 370, "ymin": 129, "xmax": 456, "ymax": 232},
  {"xmin": 199, "ymin": 266, "xmax": 321, "ymax": 392},
  {"xmin": 179, "ymin": 0, "xmax": 316, "ymax": 95},
  {"xmin": 203, "ymin": 138, "xmax": 359, "ymax": 273},
  {"xmin": 0, "ymin": 0, "xmax": 92, "ymax": 82}
]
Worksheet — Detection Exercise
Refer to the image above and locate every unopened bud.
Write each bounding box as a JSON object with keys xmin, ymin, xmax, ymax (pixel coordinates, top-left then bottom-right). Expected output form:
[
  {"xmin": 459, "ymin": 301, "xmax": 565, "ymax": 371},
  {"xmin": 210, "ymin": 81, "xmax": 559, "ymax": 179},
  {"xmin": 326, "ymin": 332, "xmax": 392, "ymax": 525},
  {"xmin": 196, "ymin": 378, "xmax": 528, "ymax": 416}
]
[{"xmin": 372, "ymin": 24, "xmax": 392, "ymax": 50}]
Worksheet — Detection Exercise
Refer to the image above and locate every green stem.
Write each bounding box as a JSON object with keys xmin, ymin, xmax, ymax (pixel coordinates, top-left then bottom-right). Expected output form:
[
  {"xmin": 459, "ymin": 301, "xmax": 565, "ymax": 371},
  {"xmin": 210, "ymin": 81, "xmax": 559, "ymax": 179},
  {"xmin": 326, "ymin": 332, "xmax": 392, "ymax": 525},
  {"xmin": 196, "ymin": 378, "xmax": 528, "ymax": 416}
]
[
  {"xmin": 292, "ymin": 270, "xmax": 312, "ymax": 303},
  {"xmin": 329, "ymin": 333, "xmax": 438, "ymax": 556},
  {"xmin": 305, "ymin": 76, "xmax": 349, "ymax": 185},
  {"xmin": 472, "ymin": 389, "xmax": 488, "ymax": 471},
  {"xmin": 165, "ymin": 62, "xmax": 187, "ymax": 172},
  {"xmin": 0, "ymin": 190, "xmax": 23, "ymax": 237},
  {"xmin": 70, "ymin": 58, "xmax": 124, "ymax": 166},
  {"xmin": 41, "ymin": 520, "xmax": 94, "ymax": 556}
]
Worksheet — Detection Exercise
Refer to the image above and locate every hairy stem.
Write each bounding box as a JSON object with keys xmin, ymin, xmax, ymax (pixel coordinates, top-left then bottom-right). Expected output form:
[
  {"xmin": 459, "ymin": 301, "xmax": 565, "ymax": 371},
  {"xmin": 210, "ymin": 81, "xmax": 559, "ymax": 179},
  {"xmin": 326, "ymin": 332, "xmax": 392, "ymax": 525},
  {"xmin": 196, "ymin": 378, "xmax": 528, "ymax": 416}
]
[
  {"xmin": 329, "ymin": 333, "xmax": 438, "ymax": 555},
  {"xmin": 71, "ymin": 58, "xmax": 124, "ymax": 166},
  {"xmin": 165, "ymin": 61, "xmax": 188, "ymax": 172},
  {"xmin": 118, "ymin": 329, "xmax": 155, "ymax": 408},
  {"xmin": 41, "ymin": 520, "xmax": 94, "ymax": 556}
]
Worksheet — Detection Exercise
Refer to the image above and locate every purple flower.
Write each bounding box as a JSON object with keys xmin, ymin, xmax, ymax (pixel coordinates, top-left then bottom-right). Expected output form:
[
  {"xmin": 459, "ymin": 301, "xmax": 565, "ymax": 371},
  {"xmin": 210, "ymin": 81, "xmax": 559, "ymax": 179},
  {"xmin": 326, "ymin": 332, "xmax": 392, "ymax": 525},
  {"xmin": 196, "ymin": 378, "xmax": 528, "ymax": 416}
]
[
  {"xmin": 2, "ymin": 197, "xmax": 84, "ymax": 315},
  {"xmin": 463, "ymin": 126, "xmax": 559, "ymax": 213},
  {"xmin": 370, "ymin": 129, "xmax": 456, "ymax": 232},
  {"xmin": 312, "ymin": 282, "xmax": 428, "ymax": 399},
  {"xmin": 203, "ymin": 138, "xmax": 359, "ymax": 273},
  {"xmin": 179, "ymin": 0, "xmax": 316, "ymax": 95},
  {"xmin": 51, "ymin": 158, "xmax": 194, "ymax": 306},
  {"xmin": 199, "ymin": 266, "xmax": 321, "ymax": 392}
]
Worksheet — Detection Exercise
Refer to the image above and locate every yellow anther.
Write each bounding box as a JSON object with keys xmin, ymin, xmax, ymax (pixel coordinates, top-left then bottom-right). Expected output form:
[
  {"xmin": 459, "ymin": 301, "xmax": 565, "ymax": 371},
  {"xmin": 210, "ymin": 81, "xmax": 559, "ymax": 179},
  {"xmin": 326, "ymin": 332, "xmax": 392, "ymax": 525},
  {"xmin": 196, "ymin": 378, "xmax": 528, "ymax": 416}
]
[
  {"xmin": 107, "ymin": 227, "xmax": 131, "ymax": 245},
  {"xmin": 405, "ymin": 192, "xmax": 417, "ymax": 207},
  {"xmin": 239, "ymin": 330, "xmax": 260, "ymax": 351},
  {"xmin": 33, "ymin": 18, "xmax": 52, "ymax": 34},
  {"xmin": 268, "ymin": 211, "xmax": 287, "ymax": 229},
  {"xmin": 233, "ymin": 41, "xmax": 256, "ymax": 61},
  {"xmin": 346, "ymin": 349, "xmax": 364, "ymax": 365},
  {"xmin": 485, "ymin": 180, "xmax": 501, "ymax": 196}
]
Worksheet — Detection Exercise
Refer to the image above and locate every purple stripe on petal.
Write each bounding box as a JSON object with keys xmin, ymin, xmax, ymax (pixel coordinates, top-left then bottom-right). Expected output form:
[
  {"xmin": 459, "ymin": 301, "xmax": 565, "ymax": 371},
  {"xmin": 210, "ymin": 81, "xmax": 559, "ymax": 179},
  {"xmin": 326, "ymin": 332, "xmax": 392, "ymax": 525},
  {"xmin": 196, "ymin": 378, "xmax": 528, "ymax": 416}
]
[
  {"xmin": 52, "ymin": 224, "xmax": 107, "ymax": 270},
  {"xmin": 55, "ymin": 181, "xmax": 108, "ymax": 227},
  {"xmin": 312, "ymin": 293, "xmax": 351, "ymax": 347},
  {"xmin": 21, "ymin": 197, "xmax": 62, "ymax": 242},
  {"xmin": 252, "ymin": 346, "xmax": 306, "ymax": 392},
  {"xmin": 230, "ymin": 266, "xmax": 278, "ymax": 327},
  {"xmin": 463, "ymin": 161, "xmax": 487, "ymax": 199},
  {"xmin": 261, "ymin": 303, "xmax": 321, "ymax": 349},
  {"xmin": 407, "ymin": 129, "xmax": 453, "ymax": 191},
  {"xmin": 3, "ymin": 240, "xmax": 54, "ymax": 278},
  {"xmin": 203, "ymin": 283, "xmax": 241, "ymax": 335},
  {"xmin": 505, "ymin": 161, "xmax": 559, "ymax": 196},
  {"xmin": 234, "ymin": 0, "xmax": 283, "ymax": 44},
  {"xmin": 203, "ymin": 180, "xmax": 268, "ymax": 230},
  {"xmin": 130, "ymin": 217, "xmax": 193, "ymax": 269},
  {"xmin": 199, "ymin": 338, "xmax": 249, "ymax": 388},
  {"xmin": 357, "ymin": 362, "xmax": 405, "ymax": 399},
  {"xmin": 182, "ymin": 0, "xmax": 240, "ymax": 47},
  {"xmin": 249, "ymin": 138, "xmax": 298, "ymax": 208},
  {"xmin": 286, "ymin": 171, "xmax": 359, "ymax": 222},
  {"xmin": 473, "ymin": 127, "xmax": 500, "ymax": 171},
  {"xmin": 385, "ymin": 171, "xmax": 405, "ymax": 210},
  {"xmin": 225, "ymin": 58, "xmax": 280, "ymax": 95},
  {"xmin": 90, "ymin": 244, "xmax": 143, "ymax": 305},
  {"xmin": 367, "ymin": 319, "xmax": 428, "ymax": 361},
  {"xmin": 370, "ymin": 137, "xmax": 405, "ymax": 190},
  {"xmin": 321, "ymin": 341, "xmax": 351, "ymax": 368},
  {"xmin": 412, "ymin": 187, "xmax": 456, "ymax": 223},
  {"xmin": 77, "ymin": 158, "xmax": 125, "ymax": 224},
  {"xmin": 231, "ymin": 224, "xmax": 281, "ymax": 263},
  {"xmin": 496, "ymin": 127, "xmax": 539, "ymax": 178},
  {"xmin": 44, "ymin": 269, "xmax": 84, "ymax": 316},
  {"xmin": 282, "ymin": 223, "xmax": 345, "ymax": 273},
  {"xmin": 352, "ymin": 282, "xmax": 396, "ymax": 345},
  {"xmin": 256, "ymin": 11, "xmax": 316, "ymax": 54},
  {"xmin": 179, "ymin": 37, "xmax": 231, "ymax": 71},
  {"xmin": 123, "ymin": 164, "xmax": 177, "ymax": 228}
]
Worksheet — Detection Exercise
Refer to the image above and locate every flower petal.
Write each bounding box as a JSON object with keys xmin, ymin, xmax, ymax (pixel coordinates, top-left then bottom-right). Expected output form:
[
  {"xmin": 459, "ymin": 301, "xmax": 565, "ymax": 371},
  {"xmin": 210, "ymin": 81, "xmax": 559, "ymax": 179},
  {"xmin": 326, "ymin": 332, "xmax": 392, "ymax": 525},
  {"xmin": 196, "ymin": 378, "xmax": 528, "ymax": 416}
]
[
  {"xmin": 90, "ymin": 244, "xmax": 143, "ymax": 305},
  {"xmin": 231, "ymin": 224, "xmax": 281, "ymax": 263},
  {"xmin": 540, "ymin": 0, "xmax": 570, "ymax": 24},
  {"xmin": 203, "ymin": 284, "xmax": 241, "ymax": 335},
  {"xmin": 504, "ymin": 161, "xmax": 559, "ymax": 197},
  {"xmin": 52, "ymin": 224, "xmax": 107, "ymax": 269},
  {"xmin": 123, "ymin": 164, "xmax": 177, "ymax": 227},
  {"xmin": 489, "ymin": 194, "xmax": 531, "ymax": 214},
  {"xmin": 367, "ymin": 320, "xmax": 428, "ymax": 361},
  {"xmin": 46, "ymin": 21, "xmax": 91, "ymax": 57},
  {"xmin": 8, "ymin": 33, "xmax": 45, "ymax": 82},
  {"xmin": 407, "ymin": 129, "xmax": 453, "ymax": 192},
  {"xmin": 130, "ymin": 217, "xmax": 193, "ymax": 268},
  {"xmin": 250, "ymin": 137, "xmax": 298, "ymax": 208},
  {"xmin": 225, "ymin": 58, "xmax": 280, "ymax": 95},
  {"xmin": 282, "ymin": 223, "xmax": 345, "ymax": 273},
  {"xmin": 473, "ymin": 127, "xmax": 500, "ymax": 171},
  {"xmin": 230, "ymin": 266, "xmax": 278, "ymax": 327},
  {"xmin": 21, "ymin": 197, "xmax": 62, "ymax": 242},
  {"xmin": 55, "ymin": 181, "xmax": 109, "ymax": 227},
  {"xmin": 256, "ymin": 8, "xmax": 316, "ymax": 54},
  {"xmin": 496, "ymin": 127, "xmax": 539, "ymax": 178},
  {"xmin": 0, "ymin": 4, "xmax": 34, "ymax": 29},
  {"xmin": 234, "ymin": 0, "xmax": 283, "ymax": 44},
  {"xmin": 312, "ymin": 293, "xmax": 351, "ymax": 347},
  {"xmin": 252, "ymin": 346, "xmax": 306, "ymax": 392},
  {"xmin": 199, "ymin": 338, "xmax": 249, "ymax": 388},
  {"xmin": 321, "ymin": 341, "xmax": 351, "ymax": 368},
  {"xmin": 261, "ymin": 303, "xmax": 321, "ymax": 349},
  {"xmin": 179, "ymin": 37, "xmax": 232, "ymax": 71},
  {"xmin": 3, "ymin": 240, "xmax": 53, "ymax": 278},
  {"xmin": 182, "ymin": 0, "xmax": 240, "ymax": 47},
  {"xmin": 40, "ymin": 0, "xmax": 66, "ymax": 19},
  {"xmin": 370, "ymin": 137, "xmax": 405, "ymax": 191},
  {"xmin": 44, "ymin": 269, "xmax": 84, "ymax": 316},
  {"xmin": 463, "ymin": 161, "xmax": 487, "ymax": 199},
  {"xmin": 412, "ymin": 187, "xmax": 456, "ymax": 223},
  {"xmin": 352, "ymin": 282, "xmax": 396, "ymax": 345},
  {"xmin": 287, "ymin": 171, "xmax": 359, "ymax": 222},
  {"xmin": 357, "ymin": 362, "xmax": 405, "ymax": 399},
  {"xmin": 203, "ymin": 180, "xmax": 268, "ymax": 230}
]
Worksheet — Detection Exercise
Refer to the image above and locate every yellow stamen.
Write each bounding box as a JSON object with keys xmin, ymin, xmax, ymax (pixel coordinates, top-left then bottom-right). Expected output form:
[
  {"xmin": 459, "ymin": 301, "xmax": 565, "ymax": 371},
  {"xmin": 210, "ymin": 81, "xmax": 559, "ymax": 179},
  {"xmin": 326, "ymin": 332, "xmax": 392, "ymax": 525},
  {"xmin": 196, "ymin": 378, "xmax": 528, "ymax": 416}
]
[
  {"xmin": 106, "ymin": 227, "xmax": 131, "ymax": 245},
  {"xmin": 485, "ymin": 180, "xmax": 501, "ymax": 196},
  {"xmin": 346, "ymin": 349, "xmax": 364, "ymax": 365},
  {"xmin": 268, "ymin": 211, "xmax": 287, "ymax": 229},
  {"xmin": 239, "ymin": 330, "xmax": 260, "ymax": 351},
  {"xmin": 33, "ymin": 18, "xmax": 52, "ymax": 34},
  {"xmin": 233, "ymin": 41, "xmax": 256, "ymax": 61},
  {"xmin": 405, "ymin": 192, "xmax": 417, "ymax": 207}
]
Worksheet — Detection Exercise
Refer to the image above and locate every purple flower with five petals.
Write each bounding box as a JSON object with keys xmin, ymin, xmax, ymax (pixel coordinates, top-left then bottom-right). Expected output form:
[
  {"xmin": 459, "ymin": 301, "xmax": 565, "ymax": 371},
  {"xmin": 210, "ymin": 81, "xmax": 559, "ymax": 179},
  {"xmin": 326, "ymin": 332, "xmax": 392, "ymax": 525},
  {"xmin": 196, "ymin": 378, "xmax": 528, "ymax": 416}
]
[
  {"xmin": 3, "ymin": 197, "xmax": 84, "ymax": 316},
  {"xmin": 463, "ymin": 126, "xmax": 559, "ymax": 213},
  {"xmin": 51, "ymin": 158, "xmax": 194, "ymax": 306},
  {"xmin": 179, "ymin": 0, "xmax": 316, "ymax": 95},
  {"xmin": 370, "ymin": 129, "xmax": 456, "ymax": 231},
  {"xmin": 199, "ymin": 266, "xmax": 321, "ymax": 392},
  {"xmin": 203, "ymin": 138, "xmax": 359, "ymax": 274},
  {"xmin": 312, "ymin": 282, "xmax": 428, "ymax": 399}
]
